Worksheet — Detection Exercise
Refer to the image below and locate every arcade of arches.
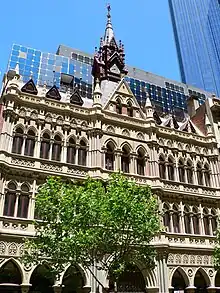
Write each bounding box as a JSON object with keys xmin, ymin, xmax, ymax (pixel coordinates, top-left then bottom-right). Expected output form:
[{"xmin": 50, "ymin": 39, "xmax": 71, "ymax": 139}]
[{"xmin": 0, "ymin": 261, "xmax": 150, "ymax": 293}]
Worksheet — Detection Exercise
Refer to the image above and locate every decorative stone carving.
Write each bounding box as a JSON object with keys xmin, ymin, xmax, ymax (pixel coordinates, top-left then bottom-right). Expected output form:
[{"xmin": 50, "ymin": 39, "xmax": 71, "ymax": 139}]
[
  {"xmin": 188, "ymin": 269, "xmax": 193, "ymax": 277},
  {"xmin": 67, "ymin": 168, "xmax": 87, "ymax": 176},
  {"xmin": 8, "ymin": 243, "xmax": 18, "ymax": 255},
  {"xmin": 0, "ymin": 242, "xmax": 6, "ymax": 254},
  {"xmin": 11, "ymin": 158, "xmax": 35, "ymax": 167},
  {"xmin": 40, "ymin": 163, "xmax": 62, "ymax": 172}
]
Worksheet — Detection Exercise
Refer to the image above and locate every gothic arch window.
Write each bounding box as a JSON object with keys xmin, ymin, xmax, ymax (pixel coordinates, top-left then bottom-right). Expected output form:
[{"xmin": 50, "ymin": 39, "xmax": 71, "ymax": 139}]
[
  {"xmin": 121, "ymin": 145, "xmax": 130, "ymax": 173},
  {"xmin": 52, "ymin": 135, "xmax": 62, "ymax": 161},
  {"xmin": 116, "ymin": 98, "xmax": 122, "ymax": 114},
  {"xmin": 203, "ymin": 208, "xmax": 210, "ymax": 235},
  {"xmin": 186, "ymin": 160, "xmax": 193, "ymax": 184},
  {"xmin": 4, "ymin": 182, "xmax": 30, "ymax": 218},
  {"xmin": 167, "ymin": 157, "xmax": 175, "ymax": 181},
  {"xmin": 184, "ymin": 206, "xmax": 191, "ymax": 234},
  {"xmin": 173, "ymin": 204, "xmax": 180, "ymax": 233},
  {"xmin": 178, "ymin": 159, "xmax": 185, "ymax": 183},
  {"xmin": 172, "ymin": 269, "xmax": 187, "ymax": 292},
  {"xmin": 197, "ymin": 162, "xmax": 203, "ymax": 185},
  {"xmin": 40, "ymin": 133, "xmax": 50, "ymax": 160},
  {"xmin": 194, "ymin": 270, "xmax": 208, "ymax": 293},
  {"xmin": 62, "ymin": 266, "xmax": 85, "ymax": 293},
  {"xmin": 127, "ymin": 100, "xmax": 133, "ymax": 117},
  {"xmin": 67, "ymin": 137, "xmax": 76, "ymax": 164},
  {"xmin": 12, "ymin": 127, "xmax": 24, "ymax": 154},
  {"xmin": 78, "ymin": 140, "xmax": 87, "ymax": 166},
  {"xmin": 159, "ymin": 155, "xmax": 166, "ymax": 179},
  {"xmin": 204, "ymin": 164, "xmax": 211, "ymax": 187},
  {"xmin": 192, "ymin": 207, "xmax": 200, "ymax": 234},
  {"xmin": 137, "ymin": 148, "xmax": 145, "ymax": 176},
  {"xmin": 24, "ymin": 129, "xmax": 36, "ymax": 157},
  {"xmin": 163, "ymin": 204, "xmax": 171, "ymax": 232},
  {"xmin": 211, "ymin": 209, "xmax": 217, "ymax": 235},
  {"xmin": 0, "ymin": 260, "xmax": 22, "ymax": 286},
  {"xmin": 105, "ymin": 142, "xmax": 115, "ymax": 171}
]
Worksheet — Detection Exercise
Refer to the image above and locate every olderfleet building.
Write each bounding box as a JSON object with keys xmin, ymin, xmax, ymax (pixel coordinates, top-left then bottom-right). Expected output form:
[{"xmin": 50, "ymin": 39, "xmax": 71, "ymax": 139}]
[
  {"xmin": 8, "ymin": 41, "xmax": 213, "ymax": 121},
  {"xmin": 168, "ymin": 0, "xmax": 220, "ymax": 96}
]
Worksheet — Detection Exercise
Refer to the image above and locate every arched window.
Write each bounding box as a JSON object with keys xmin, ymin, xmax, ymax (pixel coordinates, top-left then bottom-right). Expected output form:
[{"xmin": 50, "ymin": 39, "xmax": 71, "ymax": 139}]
[
  {"xmin": 137, "ymin": 148, "xmax": 145, "ymax": 176},
  {"xmin": 163, "ymin": 204, "xmax": 171, "ymax": 232},
  {"xmin": 211, "ymin": 209, "xmax": 217, "ymax": 235},
  {"xmin": 12, "ymin": 127, "xmax": 24, "ymax": 154},
  {"xmin": 159, "ymin": 155, "xmax": 166, "ymax": 179},
  {"xmin": 197, "ymin": 162, "xmax": 203, "ymax": 185},
  {"xmin": 105, "ymin": 142, "xmax": 114, "ymax": 171},
  {"xmin": 3, "ymin": 182, "xmax": 17, "ymax": 217},
  {"xmin": 192, "ymin": 207, "xmax": 200, "ymax": 234},
  {"xmin": 24, "ymin": 129, "xmax": 35, "ymax": 157},
  {"xmin": 52, "ymin": 135, "xmax": 62, "ymax": 161},
  {"xmin": 4, "ymin": 182, "xmax": 29, "ymax": 218},
  {"xmin": 172, "ymin": 269, "xmax": 186, "ymax": 292},
  {"xmin": 127, "ymin": 101, "xmax": 133, "ymax": 117},
  {"xmin": 78, "ymin": 140, "xmax": 87, "ymax": 166},
  {"xmin": 121, "ymin": 145, "xmax": 130, "ymax": 173},
  {"xmin": 184, "ymin": 206, "xmax": 191, "ymax": 234},
  {"xmin": 204, "ymin": 164, "xmax": 211, "ymax": 187},
  {"xmin": 178, "ymin": 159, "xmax": 185, "ymax": 182},
  {"xmin": 167, "ymin": 157, "xmax": 175, "ymax": 181},
  {"xmin": 17, "ymin": 183, "xmax": 30, "ymax": 218},
  {"xmin": 67, "ymin": 137, "xmax": 76, "ymax": 164},
  {"xmin": 173, "ymin": 205, "xmax": 180, "ymax": 233},
  {"xmin": 203, "ymin": 208, "xmax": 210, "ymax": 235},
  {"xmin": 186, "ymin": 161, "xmax": 193, "ymax": 184},
  {"xmin": 116, "ymin": 99, "xmax": 122, "ymax": 114},
  {"xmin": 40, "ymin": 133, "xmax": 50, "ymax": 160}
]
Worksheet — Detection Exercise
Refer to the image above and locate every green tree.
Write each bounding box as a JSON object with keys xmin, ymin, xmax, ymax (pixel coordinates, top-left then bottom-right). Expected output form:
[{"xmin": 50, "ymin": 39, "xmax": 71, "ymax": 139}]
[{"xmin": 24, "ymin": 173, "xmax": 160, "ymax": 288}]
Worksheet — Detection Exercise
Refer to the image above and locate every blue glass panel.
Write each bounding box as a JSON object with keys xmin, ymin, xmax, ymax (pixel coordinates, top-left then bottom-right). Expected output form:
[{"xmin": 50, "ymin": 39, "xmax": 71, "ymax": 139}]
[
  {"xmin": 20, "ymin": 46, "xmax": 27, "ymax": 53},
  {"xmin": 12, "ymin": 50, "xmax": 19, "ymax": 56},
  {"xmin": 11, "ymin": 56, "xmax": 18, "ymax": 62},
  {"xmin": 13, "ymin": 44, "xmax": 20, "ymax": 50},
  {"xmin": 35, "ymin": 51, "xmax": 41, "ymax": 57},
  {"xmin": 18, "ymin": 58, "xmax": 26, "ymax": 64},
  {"xmin": 9, "ymin": 61, "xmax": 17, "ymax": 69},
  {"xmin": 48, "ymin": 59, "xmax": 55, "ymax": 65}
]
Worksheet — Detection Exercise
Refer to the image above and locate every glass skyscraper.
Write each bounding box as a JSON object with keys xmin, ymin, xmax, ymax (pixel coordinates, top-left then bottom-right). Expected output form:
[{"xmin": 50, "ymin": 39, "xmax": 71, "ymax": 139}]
[{"xmin": 169, "ymin": 0, "xmax": 220, "ymax": 96}]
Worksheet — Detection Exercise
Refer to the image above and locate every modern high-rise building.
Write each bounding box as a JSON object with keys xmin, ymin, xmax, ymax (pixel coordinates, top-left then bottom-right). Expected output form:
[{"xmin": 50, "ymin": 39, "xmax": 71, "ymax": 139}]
[{"xmin": 169, "ymin": 0, "xmax": 220, "ymax": 96}]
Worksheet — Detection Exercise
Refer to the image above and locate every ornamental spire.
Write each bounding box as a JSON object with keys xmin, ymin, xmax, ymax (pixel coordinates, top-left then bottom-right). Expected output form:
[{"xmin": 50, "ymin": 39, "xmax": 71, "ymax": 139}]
[{"xmin": 104, "ymin": 4, "xmax": 114, "ymax": 44}]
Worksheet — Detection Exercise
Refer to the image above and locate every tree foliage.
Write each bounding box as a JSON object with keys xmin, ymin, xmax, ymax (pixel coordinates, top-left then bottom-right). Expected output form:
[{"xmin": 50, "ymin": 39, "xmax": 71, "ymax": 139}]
[{"xmin": 24, "ymin": 173, "xmax": 160, "ymax": 281}]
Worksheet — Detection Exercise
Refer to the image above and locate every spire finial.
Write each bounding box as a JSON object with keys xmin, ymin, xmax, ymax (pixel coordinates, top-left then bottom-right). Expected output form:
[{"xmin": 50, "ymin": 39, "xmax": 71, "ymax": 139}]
[
  {"xmin": 104, "ymin": 3, "xmax": 114, "ymax": 44},
  {"xmin": 107, "ymin": 3, "xmax": 111, "ymax": 17}
]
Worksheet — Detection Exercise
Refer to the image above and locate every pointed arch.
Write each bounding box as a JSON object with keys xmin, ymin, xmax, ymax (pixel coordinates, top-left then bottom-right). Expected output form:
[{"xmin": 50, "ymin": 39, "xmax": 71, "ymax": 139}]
[
  {"xmin": 61, "ymin": 264, "xmax": 89, "ymax": 289},
  {"xmin": 159, "ymin": 154, "xmax": 166, "ymax": 179},
  {"xmin": 121, "ymin": 143, "xmax": 131, "ymax": 173},
  {"xmin": 105, "ymin": 140, "xmax": 116, "ymax": 171},
  {"xmin": 78, "ymin": 139, "xmax": 88, "ymax": 166},
  {"xmin": 12, "ymin": 126, "xmax": 24, "ymax": 154},
  {"xmin": 104, "ymin": 138, "xmax": 117, "ymax": 149},
  {"xmin": 194, "ymin": 267, "xmax": 210, "ymax": 288},
  {"xmin": 167, "ymin": 156, "xmax": 175, "ymax": 181},
  {"xmin": 0, "ymin": 258, "xmax": 24, "ymax": 284},
  {"xmin": 29, "ymin": 263, "xmax": 55, "ymax": 293},
  {"xmin": 120, "ymin": 142, "xmax": 132, "ymax": 152},
  {"xmin": 170, "ymin": 267, "xmax": 189, "ymax": 289}
]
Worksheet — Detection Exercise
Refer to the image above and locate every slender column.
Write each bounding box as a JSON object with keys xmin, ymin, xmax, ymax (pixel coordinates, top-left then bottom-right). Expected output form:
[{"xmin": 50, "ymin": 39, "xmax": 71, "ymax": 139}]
[
  {"xmin": 62, "ymin": 130, "xmax": 67, "ymax": 163},
  {"xmin": 21, "ymin": 135, "xmax": 26, "ymax": 156},
  {"xmin": 49, "ymin": 141, "xmax": 53, "ymax": 160},
  {"xmin": 75, "ymin": 146, "xmax": 79, "ymax": 165},
  {"xmin": 209, "ymin": 215, "xmax": 213, "ymax": 236},
  {"xmin": 14, "ymin": 192, "xmax": 20, "ymax": 217},
  {"xmin": 199, "ymin": 204, "xmax": 203, "ymax": 235},
  {"xmin": 179, "ymin": 201, "xmax": 184, "ymax": 233},
  {"xmin": 190, "ymin": 214, "xmax": 194, "ymax": 234},
  {"xmin": 0, "ymin": 179, "xmax": 6, "ymax": 216},
  {"xmin": 35, "ymin": 124, "xmax": 42, "ymax": 158},
  {"xmin": 169, "ymin": 212, "xmax": 174, "ymax": 233}
]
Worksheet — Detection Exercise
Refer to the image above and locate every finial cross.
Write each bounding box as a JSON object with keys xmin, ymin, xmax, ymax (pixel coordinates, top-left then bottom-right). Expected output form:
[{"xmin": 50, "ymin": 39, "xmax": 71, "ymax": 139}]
[{"xmin": 107, "ymin": 3, "xmax": 111, "ymax": 16}]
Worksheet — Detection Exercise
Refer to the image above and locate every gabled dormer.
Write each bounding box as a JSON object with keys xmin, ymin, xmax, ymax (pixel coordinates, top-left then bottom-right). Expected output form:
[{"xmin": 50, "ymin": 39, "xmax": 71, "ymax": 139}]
[
  {"xmin": 70, "ymin": 88, "xmax": 83, "ymax": 106},
  {"xmin": 104, "ymin": 79, "xmax": 145, "ymax": 119},
  {"xmin": 46, "ymin": 85, "xmax": 61, "ymax": 101},
  {"xmin": 21, "ymin": 79, "xmax": 38, "ymax": 95}
]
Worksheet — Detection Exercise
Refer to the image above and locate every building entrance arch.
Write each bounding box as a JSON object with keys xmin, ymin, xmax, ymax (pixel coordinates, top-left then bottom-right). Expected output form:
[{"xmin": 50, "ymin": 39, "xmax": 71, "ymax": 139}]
[
  {"xmin": 62, "ymin": 266, "xmax": 85, "ymax": 293},
  {"xmin": 30, "ymin": 264, "xmax": 54, "ymax": 293},
  {"xmin": 0, "ymin": 260, "xmax": 22, "ymax": 293},
  {"xmin": 109, "ymin": 263, "xmax": 146, "ymax": 293},
  {"xmin": 171, "ymin": 268, "xmax": 187, "ymax": 292},
  {"xmin": 194, "ymin": 271, "xmax": 208, "ymax": 293}
]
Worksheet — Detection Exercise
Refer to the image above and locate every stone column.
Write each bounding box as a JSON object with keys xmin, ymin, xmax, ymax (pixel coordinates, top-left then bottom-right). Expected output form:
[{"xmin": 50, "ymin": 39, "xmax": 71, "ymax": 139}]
[
  {"xmin": 157, "ymin": 251, "xmax": 169, "ymax": 293},
  {"xmin": 35, "ymin": 123, "xmax": 42, "ymax": 158}
]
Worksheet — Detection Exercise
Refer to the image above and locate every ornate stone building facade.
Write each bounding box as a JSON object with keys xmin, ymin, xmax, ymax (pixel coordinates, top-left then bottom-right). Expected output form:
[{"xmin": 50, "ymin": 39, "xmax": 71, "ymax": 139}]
[{"xmin": 0, "ymin": 7, "xmax": 220, "ymax": 293}]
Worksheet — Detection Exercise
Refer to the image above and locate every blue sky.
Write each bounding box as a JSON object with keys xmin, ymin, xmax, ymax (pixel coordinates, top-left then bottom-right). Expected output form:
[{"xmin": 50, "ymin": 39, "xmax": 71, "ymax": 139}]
[{"xmin": 0, "ymin": 0, "xmax": 180, "ymax": 82}]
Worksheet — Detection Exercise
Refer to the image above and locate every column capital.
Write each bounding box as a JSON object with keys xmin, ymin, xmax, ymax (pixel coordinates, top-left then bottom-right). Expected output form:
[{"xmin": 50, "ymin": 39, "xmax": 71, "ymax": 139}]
[
  {"xmin": 21, "ymin": 284, "xmax": 32, "ymax": 293},
  {"xmin": 186, "ymin": 286, "xmax": 196, "ymax": 293},
  {"xmin": 53, "ymin": 285, "xmax": 64, "ymax": 293},
  {"xmin": 207, "ymin": 286, "xmax": 217, "ymax": 293}
]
